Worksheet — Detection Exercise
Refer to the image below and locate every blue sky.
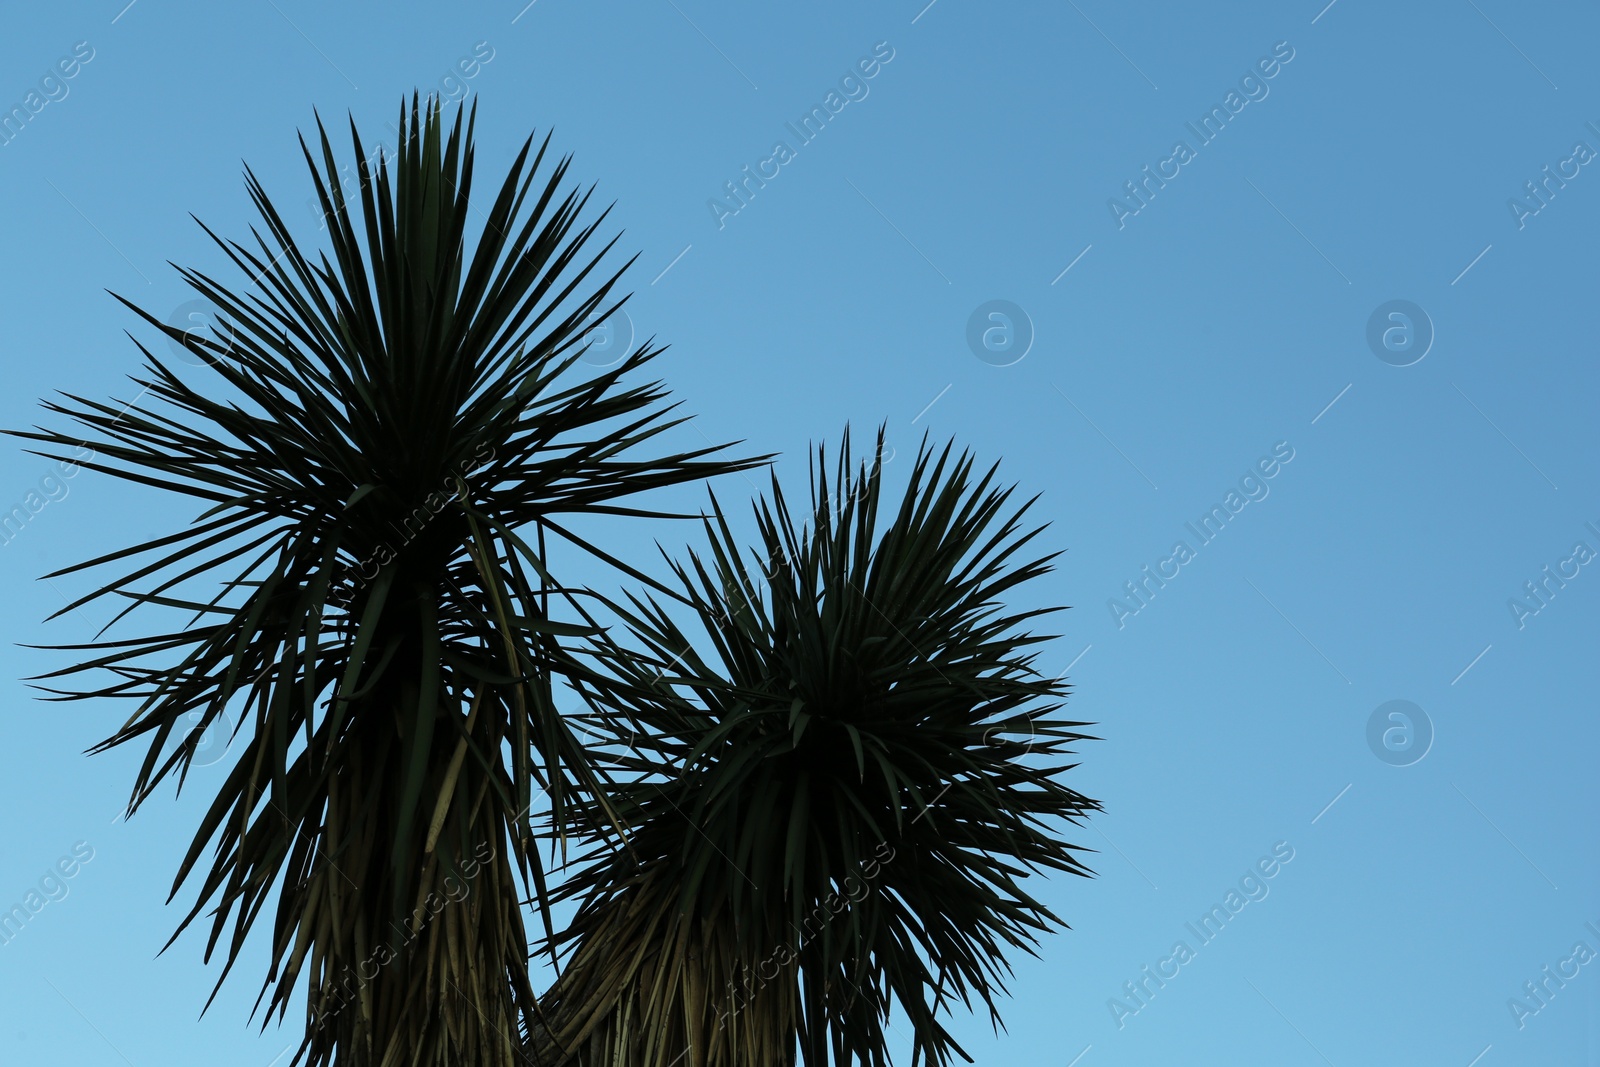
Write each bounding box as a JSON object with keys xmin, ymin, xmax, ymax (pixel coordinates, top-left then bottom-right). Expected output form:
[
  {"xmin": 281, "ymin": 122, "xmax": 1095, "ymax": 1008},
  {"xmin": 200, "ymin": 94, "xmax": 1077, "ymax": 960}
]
[{"xmin": 1, "ymin": 1, "xmax": 1597, "ymax": 1064}]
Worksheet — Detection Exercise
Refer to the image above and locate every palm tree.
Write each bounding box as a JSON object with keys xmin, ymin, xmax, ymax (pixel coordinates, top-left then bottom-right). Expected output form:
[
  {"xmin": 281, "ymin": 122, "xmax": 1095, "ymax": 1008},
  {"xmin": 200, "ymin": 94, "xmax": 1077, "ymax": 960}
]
[
  {"xmin": 10, "ymin": 97, "xmax": 762, "ymax": 1067},
  {"xmin": 526, "ymin": 429, "xmax": 1101, "ymax": 1066}
]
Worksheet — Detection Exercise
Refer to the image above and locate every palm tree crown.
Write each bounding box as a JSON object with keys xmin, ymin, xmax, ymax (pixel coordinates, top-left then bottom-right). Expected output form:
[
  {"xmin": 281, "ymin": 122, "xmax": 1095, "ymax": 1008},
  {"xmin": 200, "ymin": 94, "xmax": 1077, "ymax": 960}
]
[
  {"xmin": 529, "ymin": 429, "xmax": 1100, "ymax": 1067},
  {"xmin": 11, "ymin": 97, "xmax": 760, "ymax": 1067}
]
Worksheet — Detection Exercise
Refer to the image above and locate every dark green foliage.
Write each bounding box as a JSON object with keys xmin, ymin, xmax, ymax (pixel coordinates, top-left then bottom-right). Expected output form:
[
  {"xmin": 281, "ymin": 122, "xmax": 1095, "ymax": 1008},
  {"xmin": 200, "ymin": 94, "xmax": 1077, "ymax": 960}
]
[
  {"xmin": 528, "ymin": 429, "xmax": 1100, "ymax": 1066},
  {"xmin": 9, "ymin": 97, "xmax": 760, "ymax": 1067}
]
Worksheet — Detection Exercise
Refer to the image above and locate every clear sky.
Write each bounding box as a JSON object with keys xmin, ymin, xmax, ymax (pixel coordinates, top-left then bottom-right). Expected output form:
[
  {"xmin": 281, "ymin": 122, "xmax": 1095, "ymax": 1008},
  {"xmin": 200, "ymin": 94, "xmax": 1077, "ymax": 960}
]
[{"xmin": 1, "ymin": 2, "xmax": 1597, "ymax": 1065}]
